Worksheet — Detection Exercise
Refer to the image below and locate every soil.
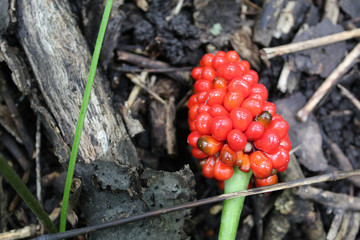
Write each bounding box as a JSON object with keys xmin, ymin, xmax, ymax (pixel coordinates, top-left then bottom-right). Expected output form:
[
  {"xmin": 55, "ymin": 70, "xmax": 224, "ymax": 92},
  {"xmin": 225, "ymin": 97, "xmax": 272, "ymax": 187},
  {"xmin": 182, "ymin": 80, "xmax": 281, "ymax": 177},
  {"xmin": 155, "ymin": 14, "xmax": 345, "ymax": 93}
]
[{"xmin": 1, "ymin": 0, "xmax": 360, "ymax": 239}]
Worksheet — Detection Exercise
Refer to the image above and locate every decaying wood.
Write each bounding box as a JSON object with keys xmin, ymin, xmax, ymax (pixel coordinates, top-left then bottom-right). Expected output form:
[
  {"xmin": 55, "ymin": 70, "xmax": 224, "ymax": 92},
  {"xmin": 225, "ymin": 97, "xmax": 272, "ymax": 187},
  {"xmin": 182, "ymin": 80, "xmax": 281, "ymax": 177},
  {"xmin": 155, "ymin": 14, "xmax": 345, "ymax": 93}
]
[
  {"xmin": 0, "ymin": 224, "xmax": 39, "ymax": 240},
  {"xmin": 117, "ymin": 50, "xmax": 188, "ymax": 84},
  {"xmin": 16, "ymin": 0, "xmax": 138, "ymax": 165},
  {"xmin": 0, "ymin": 70, "xmax": 34, "ymax": 157},
  {"xmin": 327, "ymin": 209, "xmax": 345, "ymax": 240},
  {"xmin": 297, "ymin": 42, "xmax": 360, "ymax": 122},
  {"xmin": 264, "ymin": 154, "xmax": 326, "ymax": 240},
  {"xmin": 297, "ymin": 186, "xmax": 360, "ymax": 211},
  {"xmin": 261, "ymin": 28, "xmax": 360, "ymax": 60}
]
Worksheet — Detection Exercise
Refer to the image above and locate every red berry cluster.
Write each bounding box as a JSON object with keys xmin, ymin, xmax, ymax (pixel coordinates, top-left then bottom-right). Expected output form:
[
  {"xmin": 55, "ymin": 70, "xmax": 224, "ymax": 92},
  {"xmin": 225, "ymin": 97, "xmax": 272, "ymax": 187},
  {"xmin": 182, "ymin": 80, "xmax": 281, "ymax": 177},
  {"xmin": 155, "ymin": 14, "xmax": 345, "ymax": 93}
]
[{"xmin": 187, "ymin": 51, "xmax": 291, "ymax": 188}]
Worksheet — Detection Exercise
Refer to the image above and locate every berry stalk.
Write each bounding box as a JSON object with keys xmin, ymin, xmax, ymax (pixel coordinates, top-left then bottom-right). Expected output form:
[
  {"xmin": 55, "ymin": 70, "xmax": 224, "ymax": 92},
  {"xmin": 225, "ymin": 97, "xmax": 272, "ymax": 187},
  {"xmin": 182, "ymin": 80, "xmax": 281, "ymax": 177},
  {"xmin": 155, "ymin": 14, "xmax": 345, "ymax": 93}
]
[{"xmin": 219, "ymin": 167, "xmax": 252, "ymax": 240}]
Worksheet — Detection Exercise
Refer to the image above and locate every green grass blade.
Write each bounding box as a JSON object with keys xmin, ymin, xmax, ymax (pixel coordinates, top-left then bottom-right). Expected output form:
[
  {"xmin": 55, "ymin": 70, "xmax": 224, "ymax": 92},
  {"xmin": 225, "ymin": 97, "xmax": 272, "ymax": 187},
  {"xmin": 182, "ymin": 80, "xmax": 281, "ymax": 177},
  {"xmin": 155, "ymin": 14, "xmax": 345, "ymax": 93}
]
[
  {"xmin": 0, "ymin": 154, "xmax": 57, "ymax": 233},
  {"xmin": 59, "ymin": 0, "xmax": 114, "ymax": 232}
]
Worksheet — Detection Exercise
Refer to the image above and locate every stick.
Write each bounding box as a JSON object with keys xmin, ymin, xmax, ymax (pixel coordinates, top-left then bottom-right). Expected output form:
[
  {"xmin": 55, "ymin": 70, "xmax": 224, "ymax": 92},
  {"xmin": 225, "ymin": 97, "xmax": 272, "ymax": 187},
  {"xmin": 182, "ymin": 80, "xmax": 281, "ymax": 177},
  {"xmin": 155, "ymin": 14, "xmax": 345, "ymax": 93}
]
[
  {"xmin": 296, "ymin": 42, "xmax": 360, "ymax": 122},
  {"xmin": 337, "ymin": 84, "xmax": 360, "ymax": 111},
  {"xmin": 35, "ymin": 116, "xmax": 42, "ymax": 204},
  {"xmin": 34, "ymin": 169, "xmax": 360, "ymax": 240},
  {"xmin": 260, "ymin": 28, "xmax": 360, "ymax": 60}
]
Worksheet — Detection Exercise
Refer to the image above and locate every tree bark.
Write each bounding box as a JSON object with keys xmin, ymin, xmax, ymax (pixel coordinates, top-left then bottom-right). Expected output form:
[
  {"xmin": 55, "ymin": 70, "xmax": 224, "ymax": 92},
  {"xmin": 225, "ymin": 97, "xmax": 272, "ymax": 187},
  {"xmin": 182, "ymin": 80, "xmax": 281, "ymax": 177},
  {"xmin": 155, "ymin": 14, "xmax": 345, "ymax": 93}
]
[{"xmin": 16, "ymin": 0, "xmax": 138, "ymax": 166}]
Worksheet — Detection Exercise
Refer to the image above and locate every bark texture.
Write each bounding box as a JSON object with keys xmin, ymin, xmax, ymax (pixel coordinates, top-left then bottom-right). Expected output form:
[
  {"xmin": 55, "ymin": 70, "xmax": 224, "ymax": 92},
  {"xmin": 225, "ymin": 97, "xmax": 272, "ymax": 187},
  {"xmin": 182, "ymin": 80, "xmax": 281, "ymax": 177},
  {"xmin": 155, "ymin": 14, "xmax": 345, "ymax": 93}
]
[{"xmin": 16, "ymin": 0, "xmax": 138, "ymax": 165}]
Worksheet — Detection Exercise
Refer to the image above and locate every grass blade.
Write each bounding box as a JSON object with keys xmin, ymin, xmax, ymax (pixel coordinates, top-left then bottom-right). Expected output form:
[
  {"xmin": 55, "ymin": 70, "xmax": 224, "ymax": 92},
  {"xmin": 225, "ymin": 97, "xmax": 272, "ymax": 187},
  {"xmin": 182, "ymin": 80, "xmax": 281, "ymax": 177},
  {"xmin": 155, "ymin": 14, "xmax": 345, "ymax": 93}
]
[
  {"xmin": 59, "ymin": 0, "xmax": 114, "ymax": 232},
  {"xmin": 0, "ymin": 154, "xmax": 57, "ymax": 233}
]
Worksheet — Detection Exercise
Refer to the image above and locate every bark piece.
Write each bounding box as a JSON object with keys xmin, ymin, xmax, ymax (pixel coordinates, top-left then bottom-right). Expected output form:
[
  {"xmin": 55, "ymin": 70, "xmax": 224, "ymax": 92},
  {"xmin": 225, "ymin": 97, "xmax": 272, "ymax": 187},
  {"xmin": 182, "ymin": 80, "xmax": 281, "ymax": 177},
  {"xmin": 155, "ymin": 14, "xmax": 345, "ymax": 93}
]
[
  {"xmin": 16, "ymin": 0, "xmax": 138, "ymax": 165},
  {"xmin": 0, "ymin": 0, "xmax": 9, "ymax": 34},
  {"xmin": 275, "ymin": 93, "xmax": 328, "ymax": 171},
  {"xmin": 288, "ymin": 19, "xmax": 347, "ymax": 78},
  {"xmin": 253, "ymin": 0, "xmax": 287, "ymax": 46}
]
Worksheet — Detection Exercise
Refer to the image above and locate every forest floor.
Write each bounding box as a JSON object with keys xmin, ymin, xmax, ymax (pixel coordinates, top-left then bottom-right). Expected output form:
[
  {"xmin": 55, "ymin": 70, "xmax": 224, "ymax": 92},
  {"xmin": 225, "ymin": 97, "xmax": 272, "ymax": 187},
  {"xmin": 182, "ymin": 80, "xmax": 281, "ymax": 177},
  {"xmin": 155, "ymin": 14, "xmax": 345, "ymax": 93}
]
[{"xmin": 1, "ymin": 0, "xmax": 360, "ymax": 239}]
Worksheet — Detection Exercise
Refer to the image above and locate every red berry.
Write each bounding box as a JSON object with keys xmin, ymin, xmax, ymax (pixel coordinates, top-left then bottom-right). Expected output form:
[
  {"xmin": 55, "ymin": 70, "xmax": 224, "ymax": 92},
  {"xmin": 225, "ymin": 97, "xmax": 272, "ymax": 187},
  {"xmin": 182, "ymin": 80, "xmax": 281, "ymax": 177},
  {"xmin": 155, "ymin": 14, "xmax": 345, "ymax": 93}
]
[
  {"xmin": 194, "ymin": 79, "xmax": 213, "ymax": 92},
  {"xmin": 238, "ymin": 60, "xmax": 250, "ymax": 72},
  {"xmin": 210, "ymin": 104, "xmax": 229, "ymax": 117},
  {"xmin": 213, "ymin": 158, "xmax": 233, "ymax": 181},
  {"xmin": 262, "ymin": 102, "xmax": 276, "ymax": 116},
  {"xmin": 241, "ymin": 98, "xmax": 263, "ymax": 117},
  {"xmin": 216, "ymin": 51, "xmax": 226, "ymax": 57},
  {"xmin": 254, "ymin": 129, "xmax": 280, "ymax": 154},
  {"xmin": 195, "ymin": 112, "xmax": 212, "ymax": 135},
  {"xmin": 228, "ymin": 78, "xmax": 251, "ymax": 97},
  {"xmin": 210, "ymin": 116, "xmax": 233, "ymax": 141},
  {"xmin": 227, "ymin": 129, "xmax": 247, "ymax": 152},
  {"xmin": 197, "ymin": 103, "xmax": 211, "ymax": 114},
  {"xmin": 192, "ymin": 147, "xmax": 208, "ymax": 159},
  {"xmin": 220, "ymin": 144, "xmax": 237, "ymax": 166},
  {"xmin": 245, "ymin": 121, "xmax": 265, "ymax": 141},
  {"xmin": 229, "ymin": 107, "xmax": 252, "ymax": 131},
  {"xmin": 200, "ymin": 53, "xmax": 215, "ymax": 67},
  {"xmin": 218, "ymin": 181, "xmax": 225, "ymax": 190},
  {"xmin": 191, "ymin": 67, "xmax": 202, "ymax": 80},
  {"xmin": 224, "ymin": 91, "xmax": 244, "ymax": 111},
  {"xmin": 268, "ymin": 119, "xmax": 289, "ymax": 139},
  {"xmin": 250, "ymin": 84, "xmax": 268, "ymax": 101},
  {"xmin": 197, "ymin": 135, "xmax": 224, "ymax": 156},
  {"xmin": 188, "ymin": 94, "xmax": 198, "ymax": 109},
  {"xmin": 207, "ymin": 89, "xmax": 226, "ymax": 106},
  {"xmin": 213, "ymin": 77, "xmax": 228, "ymax": 90},
  {"xmin": 255, "ymin": 111, "xmax": 273, "ymax": 128},
  {"xmin": 218, "ymin": 62, "xmax": 242, "ymax": 80},
  {"xmin": 280, "ymin": 134, "xmax": 291, "ymax": 152},
  {"xmin": 249, "ymin": 151, "xmax": 273, "ymax": 179},
  {"xmin": 225, "ymin": 50, "xmax": 240, "ymax": 62},
  {"xmin": 238, "ymin": 152, "xmax": 251, "ymax": 173},
  {"xmin": 201, "ymin": 66, "xmax": 217, "ymax": 80},
  {"xmin": 188, "ymin": 104, "xmax": 199, "ymax": 120},
  {"xmin": 188, "ymin": 119, "xmax": 196, "ymax": 131},
  {"xmin": 265, "ymin": 146, "xmax": 289, "ymax": 169},
  {"xmin": 196, "ymin": 91, "xmax": 209, "ymax": 104},
  {"xmin": 277, "ymin": 163, "xmax": 288, "ymax": 172},
  {"xmin": 212, "ymin": 56, "xmax": 227, "ymax": 69},
  {"xmin": 187, "ymin": 131, "xmax": 202, "ymax": 148},
  {"xmin": 272, "ymin": 114, "xmax": 283, "ymax": 122},
  {"xmin": 254, "ymin": 174, "xmax": 278, "ymax": 187},
  {"xmin": 202, "ymin": 156, "xmax": 216, "ymax": 178},
  {"xmin": 242, "ymin": 70, "xmax": 258, "ymax": 86}
]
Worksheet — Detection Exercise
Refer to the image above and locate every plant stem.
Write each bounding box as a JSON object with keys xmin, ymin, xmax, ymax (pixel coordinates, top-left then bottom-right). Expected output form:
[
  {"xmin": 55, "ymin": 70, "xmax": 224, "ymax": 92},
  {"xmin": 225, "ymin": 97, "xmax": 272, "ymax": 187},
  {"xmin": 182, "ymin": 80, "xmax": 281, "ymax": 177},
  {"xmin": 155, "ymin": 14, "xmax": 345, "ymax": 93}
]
[
  {"xmin": 0, "ymin": 154, "xmax": 57, "ymax": 233},
  {"xmin": 218, "ymin": 167, "xmax": 252, "ymax": 240},
  {"xmin": 59, "ymin": 0, "xmax": 113, "ymax": 232}
]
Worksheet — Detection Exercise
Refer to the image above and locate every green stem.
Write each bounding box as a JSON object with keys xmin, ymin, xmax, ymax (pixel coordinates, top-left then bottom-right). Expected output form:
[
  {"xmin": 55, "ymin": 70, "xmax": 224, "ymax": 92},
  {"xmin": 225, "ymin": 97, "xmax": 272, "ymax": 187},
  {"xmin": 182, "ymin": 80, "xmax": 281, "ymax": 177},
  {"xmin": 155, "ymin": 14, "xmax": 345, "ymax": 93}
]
[
  {"xmin": 59, "ymin": 0, "xmax": 113, "ymax": 232},
  {"xmin": 0, "ymin": 154, "xmax": 57, "ymax": 233},
  {"xmin": 218, "ymin": 168, "xmax": 252, "ymax": 240}
]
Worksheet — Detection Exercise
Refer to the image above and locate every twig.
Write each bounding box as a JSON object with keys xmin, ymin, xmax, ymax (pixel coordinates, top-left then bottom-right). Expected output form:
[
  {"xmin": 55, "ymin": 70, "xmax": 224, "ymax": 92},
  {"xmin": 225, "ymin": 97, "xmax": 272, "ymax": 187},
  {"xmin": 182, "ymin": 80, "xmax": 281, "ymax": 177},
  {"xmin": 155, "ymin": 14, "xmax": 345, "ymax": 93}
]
[
  {"xmin": 337, "ymin": 84, "xmax": 360, "ymax": 111},
  {"xmin": 0, "ymin": 71, "xmax": 34, "ymax": 157},
  {"xmin": 277, "ymin": 62, "xmax": 291, "ymax": 93},
  {"xmin": 0, "ymin": 224, "xmax": 39, "ymax": 240},
  {"xmin": 165, "ymin": 0, "xmax": 184, "ymax": 21},
  {"xmin": 126, "ymin": 73, "xmax": 167, "ymax": 105},
  {"xmin": 296, "ymin": 42, "xmax": 360, "ymax": 122},
  {"xmin": 260, "ymin": 28, "xmax": 360, "ymax": 60},
  {"xmin": 35, "ymin": 116, "xmax": 42, "ymax": 204},
  {"xmin": 322, "ymin": 0, "xmax": 339, "ymax": 24},
  {"xmin": 345, "ymin": 212, "xmax": 360, "ymax": 240},
  {"xmin": 326, "ymin": 209, "xmax": 344, "ymax": 240},
  {"xmin": 126, "ymin": 72, "xmax": 148, "ymax": 108},
  {"xmin": 326, "ymin": 138, "xmax": 360, "ymax": 187},
  {"xmin": 34, "ymin": 169, "xmax": 360, "ymax": 240},
  {"xmin": 116, "ymin": 50, "xmax": 188, "ymax": 84},
  {"xmin": 297, "ymin": 186, "xmax": 360, "ymax": 211},
  {"xmin": 115, "ymin": 66, "xmax": 192, "ymax": 73},
  {"xmin": 334, "ymin": 211, "xmax": 351, "ymax": 240}
]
